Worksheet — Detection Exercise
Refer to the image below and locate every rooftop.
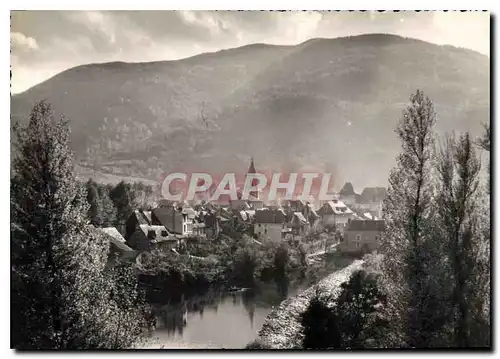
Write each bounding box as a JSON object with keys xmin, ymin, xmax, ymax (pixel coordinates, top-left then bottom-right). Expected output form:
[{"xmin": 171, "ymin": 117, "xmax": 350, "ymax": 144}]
[
  {"xmin": 255, "ymin": 208, "xmax": 287, "ymax": 224},
  {"xmin": 320, "ymin": 200, "xmax": 354, "ymax": 215}
]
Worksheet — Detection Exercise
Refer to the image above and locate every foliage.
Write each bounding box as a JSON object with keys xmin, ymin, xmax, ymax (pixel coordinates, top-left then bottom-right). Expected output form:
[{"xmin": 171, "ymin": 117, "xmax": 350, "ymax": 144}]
[
  {"xmin": 11, "ymin": 101, "xmax": 146, "ymax": 349},
  {"xmin": 373, "ymin": 90, "xmax": 491, "ymax": 348},
  {"xmin": 79, "ymin": 178, "xmax": 154, "ymax": 231},
  {"xmin": 233, "ymin": 245, "xmax": 261, "ymax": 285},
  {"xmin": 435, "ymin": 132, "xmax": 489, "ymax": 347},
  {"xmin": 300, "ymin": 270, "xmax": 388, "ymax": 349},
  {"xmin": 245, "ymin": 338, "xmax": 274, "ymax": 349},
  {"xmin": 378, "ymin": 89, "xmax": 440, "ymax": 347},
  {"xmin": 138, "ymin": 233, "xmax": 310, "ymax": 298},
  {"xmin": 109, "ymin": 181, "xmax": 135, "ymax": 227},
  {"xmin": 476, "ymin": 122, "xmax": 490, "ymax": 152}
]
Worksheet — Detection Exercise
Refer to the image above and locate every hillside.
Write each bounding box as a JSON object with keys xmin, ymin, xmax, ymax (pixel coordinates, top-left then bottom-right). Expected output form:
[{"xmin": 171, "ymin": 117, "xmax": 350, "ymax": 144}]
[{"xmin": 10, "ymin": 34, "xmax": 490, "ymax": 189}]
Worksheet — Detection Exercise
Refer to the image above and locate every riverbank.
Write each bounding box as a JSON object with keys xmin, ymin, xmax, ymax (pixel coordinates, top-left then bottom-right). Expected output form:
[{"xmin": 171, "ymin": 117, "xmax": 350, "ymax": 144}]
[{"xmin": 252, "ymin": 259, "xmax": 365, "ymax": 349}]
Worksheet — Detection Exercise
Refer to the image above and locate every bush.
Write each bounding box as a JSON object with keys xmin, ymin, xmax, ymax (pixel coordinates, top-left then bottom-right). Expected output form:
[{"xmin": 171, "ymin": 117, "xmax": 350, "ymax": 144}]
[
  {"xmin": 300, "ymin": 270, "xmax": 388, "ymax": 349},
  {"xmin": 245, "ymin": 338, "xmax": 273, "ymax": 349}
]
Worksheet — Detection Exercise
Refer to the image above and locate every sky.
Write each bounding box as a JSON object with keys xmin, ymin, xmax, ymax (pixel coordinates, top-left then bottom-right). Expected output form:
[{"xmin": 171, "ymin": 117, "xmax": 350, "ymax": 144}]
[{"xmin": 10, "ymin": 10, "xmax": 490, "ymax": 94}]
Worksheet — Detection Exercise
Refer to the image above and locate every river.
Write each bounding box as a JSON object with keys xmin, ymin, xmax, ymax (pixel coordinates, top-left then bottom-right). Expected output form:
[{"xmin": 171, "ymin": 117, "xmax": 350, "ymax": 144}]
[{"xmin": 145, "ymin": 252, "xmax": 355, "ymax": 349}]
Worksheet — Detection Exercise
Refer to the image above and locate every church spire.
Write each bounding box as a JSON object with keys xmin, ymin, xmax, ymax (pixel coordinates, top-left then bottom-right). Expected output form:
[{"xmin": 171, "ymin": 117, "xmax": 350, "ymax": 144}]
[
  {"xmin": 248, "ymin": 157, "xmax": 256, "ymax": 174},
  {"xmin": 247, "ymin": 157, "xmax": 258, "ymax": 200}
]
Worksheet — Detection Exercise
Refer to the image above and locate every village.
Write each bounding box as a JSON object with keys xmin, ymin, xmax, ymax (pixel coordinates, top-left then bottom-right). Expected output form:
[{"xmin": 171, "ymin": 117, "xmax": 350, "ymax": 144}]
[{"xmin": 99, "ymin": 158, "xmax": 388, "ymax": 264}]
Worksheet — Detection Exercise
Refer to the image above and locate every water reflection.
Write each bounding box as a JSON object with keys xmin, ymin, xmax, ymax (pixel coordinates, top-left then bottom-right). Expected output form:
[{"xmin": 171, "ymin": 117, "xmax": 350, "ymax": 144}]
[{"xmin": 151, "ymin": 279, "xmax": 307, "ymax": 348}]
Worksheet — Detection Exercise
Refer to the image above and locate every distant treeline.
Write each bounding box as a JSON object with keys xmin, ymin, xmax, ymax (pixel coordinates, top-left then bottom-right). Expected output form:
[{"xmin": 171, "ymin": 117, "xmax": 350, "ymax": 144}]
[{"xmin": 83, "ymin": 179, "xmax": 156, "ymax": 230}]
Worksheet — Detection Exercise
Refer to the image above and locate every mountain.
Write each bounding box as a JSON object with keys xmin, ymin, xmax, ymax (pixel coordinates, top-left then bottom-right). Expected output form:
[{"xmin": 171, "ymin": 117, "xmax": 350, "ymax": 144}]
[{"xmin": 10, "ymin": 34, "xmax": 490, "ymax": 189}]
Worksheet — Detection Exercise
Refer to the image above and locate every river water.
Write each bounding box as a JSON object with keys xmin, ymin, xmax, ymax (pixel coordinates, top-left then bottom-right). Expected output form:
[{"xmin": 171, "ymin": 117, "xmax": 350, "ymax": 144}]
[
  {"xmin": 146, "ymin": 253, "xmax": 354, "ymax": 349},
  {"xmin": 147, "ymin": 279, "xmax": 310, "ymax": 349}
]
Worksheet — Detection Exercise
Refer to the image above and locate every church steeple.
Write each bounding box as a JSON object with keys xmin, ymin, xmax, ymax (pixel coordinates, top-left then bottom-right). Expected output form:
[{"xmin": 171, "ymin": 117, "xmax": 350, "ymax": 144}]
[
  {"xmin": 247, "ymin": 157, "xmax": 259, "ymax": 200},
  {"xmin": 248, "ymin": 157, "xmax": 256, "ymax": 174}
]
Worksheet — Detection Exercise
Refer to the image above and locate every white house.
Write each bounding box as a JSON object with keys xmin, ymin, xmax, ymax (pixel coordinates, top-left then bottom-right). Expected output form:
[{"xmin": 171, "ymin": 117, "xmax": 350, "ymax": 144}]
[{"xmin": 318, "ymin": 199, "xmax": 355, "ymax": 231}]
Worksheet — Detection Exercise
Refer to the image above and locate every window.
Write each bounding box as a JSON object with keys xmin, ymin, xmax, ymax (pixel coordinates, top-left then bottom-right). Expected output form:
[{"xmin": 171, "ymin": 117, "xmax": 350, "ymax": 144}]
[
  {"xmin": 356, "ymin": 242, "xmax": 360, "ymax": 249},
  {"xmin": 356, "ymin": 234, "xmax": 361, "ymax": 241}
]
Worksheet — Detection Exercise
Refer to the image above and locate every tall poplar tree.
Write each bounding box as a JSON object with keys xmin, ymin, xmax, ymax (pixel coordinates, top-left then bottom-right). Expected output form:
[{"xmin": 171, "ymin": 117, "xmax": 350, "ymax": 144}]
[{"xmin": 379, "ymin": 90, "xmax": 437, "ymax": 347}]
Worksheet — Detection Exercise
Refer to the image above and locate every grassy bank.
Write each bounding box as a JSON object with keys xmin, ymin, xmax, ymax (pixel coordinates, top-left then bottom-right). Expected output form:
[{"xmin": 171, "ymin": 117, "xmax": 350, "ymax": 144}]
[{"xmin": 248, "ymin": 259, "xmax": 365, "ymax": 349}]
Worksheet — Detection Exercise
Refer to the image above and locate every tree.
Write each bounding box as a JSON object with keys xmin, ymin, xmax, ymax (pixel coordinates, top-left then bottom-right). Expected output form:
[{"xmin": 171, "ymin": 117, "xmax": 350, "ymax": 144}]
[
  {"xmin": 436, "ymin": 132, "xmax": 488, "ymax": 347},
  {"xmin": 98, "ymin": 184, "xmax": 118, "ymax": 226},
  {"xmin": 379, "ymin": 90, "xmax": 437, "ymax": 347},
  {"xmin": 86, "ymin": 179, "xmax": 104, "ymax": 226},
  {"xmin": 109, "ymin": 180, "xmax": 133, "ymax": 228},
  {"xmin": 11, "ymin": 101, "xmax": 146, "ymax": 349},
  {"xmin": 476, "ymin": 123, "xmax": 490, "ymax": 152},
  {"xmin": 300, "ymin": 270, "xmax": 387, "ymax": 349},
  {"xmin": 233, "ymin": 245, "xmax": 260, "ymax": 285},
  {"xmin": 273, "ymin": 241, "xmax": 290, "ymax": 277},
  {"xmin": 301, "ymin": 291, "xmax": 339, "ymax": 349},
  {"xmin": 476, "ymin": 122, "xmax": 490, "ymax": 193},
  {"xmin": 335, "ymin": 270, "xmax": 388, "ymax": 348}
]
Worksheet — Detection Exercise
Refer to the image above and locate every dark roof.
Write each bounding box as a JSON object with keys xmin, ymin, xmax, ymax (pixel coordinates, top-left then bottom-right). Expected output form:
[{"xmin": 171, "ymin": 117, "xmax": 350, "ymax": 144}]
[
  {"xmin": 130, "ymin": 210, "xmax": 151, "ymax": 226},
  {"xmin": 255, "ymin": 208, "xmax": 287, "ymax": 224},
  {"xmin": 307, "ymin": 204, "xmax": 320, "ymax": 219},
  {"xmin": 359, "ymin": 187, "xmax": 387, "ymax": 203},
  {"xmin": 139, "ymin": 224, "xmax": 171, "ymax": 240},
  {"xmin": 286, "ymin": 199, "xmax": 307, "ymax": 211},
  {"xmin": 152, "ymin": 207, "xmax": 185, "ymax": 232},
  {"xmin": 347, "ymin": 220, "xmax": 385, "ymax": 231},
  {"xmin": 339, "ymin": 182, "xmax": 356, "ymax": 196}
]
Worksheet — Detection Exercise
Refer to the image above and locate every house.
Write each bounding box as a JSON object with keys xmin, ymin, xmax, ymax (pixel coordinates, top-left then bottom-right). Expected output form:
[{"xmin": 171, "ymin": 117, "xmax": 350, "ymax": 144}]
[
  {"xmin": 203, "ymin": 210, "xmax": 222, "ymax": 239},
  {"xmin": 235, "ymin": 209, "xmax": 255, "ymax": 225},
  {"xmin": 318, "ymin": 199, "xmax": 355, "ymax": 231},
  {"xmin": 339, "ymin": 182, "xmax": 358, "ymax": 207},
  {"xmin": 254, "ymin": 208, "xmax": 288, "ymax": 242},
  {"xmin": 285, "ymin": 200, "xmax": 320, "ymax": 229},
  {"xmin": 230, "ymin": 199, "xmax": 251, "ymax": 211},
  {"xmin": 125, "ymin": 210, "xmax": 152, "ymax": 240},
  {"xmin": 306, "ymin": 203, "xmax": 321, "ymax": 229},
  {"xmin": 152, "ymin": 206, "xmax": 195, "ymax": 236},
  {"xmin": 95, "ymin": 227, "xmax": 137, "ymax": 263},
  {"xmin": 285, "ymin": 199, "xmax": 307, "ymax": 213},
  {"xmin": 192, "ymin": 222, "xmax": 206, "ymax": 236},
  {"xmin": 290, "ymin": 212, "xmax": 309, "ymax": 235},
  {"xmin": 247, "ymin": 196, "xmax": 264, "ymax": 210},
  {"xmin": 340, "ymin": 219, "xmax": 385, "ymax": 254},
  {"xmin": 360, "ymin": 187, "xmax": 387, "ymax": 203},
  {"xmin": 230, "ymin": 194, "xmax": 264, "ymax": 211},
  {"xmin": 126, "ymin": 224, "xmax": 180, "ymax": 252},
  {"xmin": 356, "ymin": 187, "xmax": 387, "ymax": 218}
]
